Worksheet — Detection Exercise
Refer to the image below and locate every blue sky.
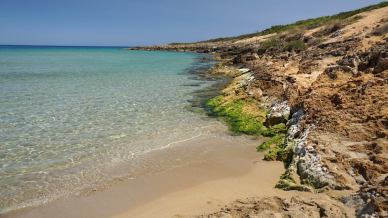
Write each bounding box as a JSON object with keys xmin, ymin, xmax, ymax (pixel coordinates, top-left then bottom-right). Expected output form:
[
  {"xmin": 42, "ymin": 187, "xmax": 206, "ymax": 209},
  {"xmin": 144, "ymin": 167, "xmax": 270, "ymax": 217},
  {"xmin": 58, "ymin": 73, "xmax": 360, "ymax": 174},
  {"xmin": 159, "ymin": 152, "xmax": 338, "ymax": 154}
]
[{"xmin": 0, "ymin": 0, "xmax": 383, "ymax": 46}]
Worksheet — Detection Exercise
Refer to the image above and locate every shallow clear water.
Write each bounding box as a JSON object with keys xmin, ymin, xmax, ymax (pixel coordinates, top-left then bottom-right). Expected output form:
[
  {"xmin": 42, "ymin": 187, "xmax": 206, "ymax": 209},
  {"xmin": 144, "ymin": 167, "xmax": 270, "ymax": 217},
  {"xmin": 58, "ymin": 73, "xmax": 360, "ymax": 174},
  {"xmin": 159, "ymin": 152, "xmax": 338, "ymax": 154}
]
[{"xmin": 0, "ymin": 46, "xmax": 220, "ymax": 212}]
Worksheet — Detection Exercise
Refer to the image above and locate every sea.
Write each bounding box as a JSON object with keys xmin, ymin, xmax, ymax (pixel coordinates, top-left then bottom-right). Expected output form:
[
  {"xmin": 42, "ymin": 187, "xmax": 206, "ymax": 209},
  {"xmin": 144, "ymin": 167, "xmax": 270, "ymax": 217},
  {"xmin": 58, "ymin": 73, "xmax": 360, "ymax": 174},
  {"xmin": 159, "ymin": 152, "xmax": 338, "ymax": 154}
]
[{"xmin": 0, "ymin": 45, "xmax": 223, "ymax": 213}]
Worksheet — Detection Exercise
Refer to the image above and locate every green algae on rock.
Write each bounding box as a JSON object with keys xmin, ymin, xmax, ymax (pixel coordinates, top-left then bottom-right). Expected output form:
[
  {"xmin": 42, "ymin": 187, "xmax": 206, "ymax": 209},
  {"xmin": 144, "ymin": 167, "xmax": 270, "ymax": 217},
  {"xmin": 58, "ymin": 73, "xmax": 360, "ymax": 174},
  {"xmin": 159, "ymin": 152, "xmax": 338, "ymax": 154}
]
[{"xmin": 205, "ymin": 96, "xmax": 268, "ymax": 135}]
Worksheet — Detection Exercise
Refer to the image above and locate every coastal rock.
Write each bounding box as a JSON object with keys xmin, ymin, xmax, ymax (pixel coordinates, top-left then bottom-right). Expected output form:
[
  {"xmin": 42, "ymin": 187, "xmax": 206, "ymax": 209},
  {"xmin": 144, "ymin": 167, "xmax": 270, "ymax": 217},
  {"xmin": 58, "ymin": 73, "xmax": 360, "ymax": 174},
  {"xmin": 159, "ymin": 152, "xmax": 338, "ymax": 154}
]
[
  {"xmin": 234, "ymin": 53, "xmax": 260, "ymax": 64},
  {"xmin": 236, "ymin": 72, "xmax": 254, "ymax": 89},
  {"xmin": 238, "ymin": 68, "xmax": 250, "ymax": 74},
  {"xmin": 265, "ymin": 101, "xmax": 290, "ymax": 126},
  {"xmin": 247, "ymin": 87, "xmax": 263, "ymax": 100},
  {"xmin": 131, "ymin": 5, "xmax": 388, "ymax": 217},
  {"xmin": 286, "ymin": 110, "xmax": 336, "ymax": 189},
  {"xmin": 357, "ymin": 42, "xmax": 388, "ymax": 73}
]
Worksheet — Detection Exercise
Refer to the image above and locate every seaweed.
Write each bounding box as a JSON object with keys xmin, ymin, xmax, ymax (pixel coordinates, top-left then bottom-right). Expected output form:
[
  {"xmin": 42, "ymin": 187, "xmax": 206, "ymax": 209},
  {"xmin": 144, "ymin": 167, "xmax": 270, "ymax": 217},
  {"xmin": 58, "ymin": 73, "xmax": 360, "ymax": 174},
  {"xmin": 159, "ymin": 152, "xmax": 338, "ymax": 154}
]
[{"xmin": 206, "ymin": 96, "xmax": 267, "ymax": 135}]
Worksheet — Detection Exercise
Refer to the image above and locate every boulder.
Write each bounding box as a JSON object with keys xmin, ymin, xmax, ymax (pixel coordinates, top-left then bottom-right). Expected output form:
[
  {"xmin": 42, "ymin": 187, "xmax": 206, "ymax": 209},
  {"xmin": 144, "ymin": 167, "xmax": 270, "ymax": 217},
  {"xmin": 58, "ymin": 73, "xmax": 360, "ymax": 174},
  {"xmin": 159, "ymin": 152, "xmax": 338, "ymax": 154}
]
[{"xmin": 265, "ymin": 101, "xmax": 291, "ymax": 126}]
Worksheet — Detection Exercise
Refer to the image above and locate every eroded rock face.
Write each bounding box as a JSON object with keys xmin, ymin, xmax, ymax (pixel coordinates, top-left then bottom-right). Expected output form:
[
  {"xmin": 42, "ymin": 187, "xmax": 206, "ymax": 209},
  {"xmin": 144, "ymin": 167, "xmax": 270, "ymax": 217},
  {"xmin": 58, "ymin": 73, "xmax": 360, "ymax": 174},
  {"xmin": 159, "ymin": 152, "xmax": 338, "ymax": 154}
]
[
  {"xmin": 285, "ymin": 109, "xmax": 336, "ymax": 189},
  {"xmin": 131, "ymin": 6, "xmax": 388, "ymax": 217},
  {"xmin": 253, "ymin": 39, "xmax": 387, "ymax": 216},
  {"xmin": 236, "ymin": 37, "xmax": 387, "ymax": 216},
  {"xmin": 295, "ymin": 133, "xmax": 337, "ymax": 189}
]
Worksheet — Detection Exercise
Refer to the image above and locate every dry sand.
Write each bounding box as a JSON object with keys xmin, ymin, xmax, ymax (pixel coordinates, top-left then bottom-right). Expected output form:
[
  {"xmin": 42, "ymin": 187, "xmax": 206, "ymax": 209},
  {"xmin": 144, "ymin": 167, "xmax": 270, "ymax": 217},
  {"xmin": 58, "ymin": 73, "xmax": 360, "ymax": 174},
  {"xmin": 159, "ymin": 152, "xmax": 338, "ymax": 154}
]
[{"xmin": 4, "ymin": 133, "xmax": 289, "ymax": 218}]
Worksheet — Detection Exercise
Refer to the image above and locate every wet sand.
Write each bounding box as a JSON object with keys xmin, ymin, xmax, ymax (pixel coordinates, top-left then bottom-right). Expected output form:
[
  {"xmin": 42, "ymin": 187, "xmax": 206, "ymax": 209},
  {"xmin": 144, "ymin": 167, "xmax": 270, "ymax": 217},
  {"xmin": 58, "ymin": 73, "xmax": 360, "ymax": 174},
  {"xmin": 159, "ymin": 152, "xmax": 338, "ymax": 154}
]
[{"xmin": 4, "ymin": 133, "xmax": 286, "ymax": 218}]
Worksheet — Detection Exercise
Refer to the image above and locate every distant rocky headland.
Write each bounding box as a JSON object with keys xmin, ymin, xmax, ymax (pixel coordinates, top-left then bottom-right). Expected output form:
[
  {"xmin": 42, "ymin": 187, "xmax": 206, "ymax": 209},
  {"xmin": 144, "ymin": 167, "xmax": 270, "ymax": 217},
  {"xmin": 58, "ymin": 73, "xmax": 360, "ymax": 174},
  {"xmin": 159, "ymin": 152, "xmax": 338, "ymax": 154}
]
[{"xmin": 130, "ymin": 2, "xmax": 388, "ymax": 217}]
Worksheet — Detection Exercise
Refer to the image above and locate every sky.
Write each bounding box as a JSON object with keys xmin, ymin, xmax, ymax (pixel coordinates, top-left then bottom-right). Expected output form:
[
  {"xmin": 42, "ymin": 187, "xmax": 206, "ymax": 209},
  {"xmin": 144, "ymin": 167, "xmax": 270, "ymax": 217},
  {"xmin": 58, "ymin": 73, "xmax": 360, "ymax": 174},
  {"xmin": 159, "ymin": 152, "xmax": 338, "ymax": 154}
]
[{"xmin": 0, "ymin": 0, "xmax": 384, "ymax": 46}]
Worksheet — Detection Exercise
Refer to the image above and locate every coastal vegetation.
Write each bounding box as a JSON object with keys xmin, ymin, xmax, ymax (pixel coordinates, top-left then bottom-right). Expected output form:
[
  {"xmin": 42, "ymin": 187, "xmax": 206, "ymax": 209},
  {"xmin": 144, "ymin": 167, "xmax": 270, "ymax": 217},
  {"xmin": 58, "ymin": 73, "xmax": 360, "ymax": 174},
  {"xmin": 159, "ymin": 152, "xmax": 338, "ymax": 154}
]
[
  {"xmin": 193, "ymin": 1, "xmax": 388, "ymax": 44},
  {"xmin": 206, "ymin": 95, "xmax": 287, "ymax": 135},
  {"xmin": 205, "ymin": 94, "xmax": 289, "ymax": 164},
  {"xmin": 205, "ymin": 96, "xmax": 267, "ymax": 135},
  {"xmin": 260, "ymin": 37, "xmax": 307, "ymax": 53},
  {"xmin": 206, "ymin": 92, "xmax": 299, "ymax": 193}
]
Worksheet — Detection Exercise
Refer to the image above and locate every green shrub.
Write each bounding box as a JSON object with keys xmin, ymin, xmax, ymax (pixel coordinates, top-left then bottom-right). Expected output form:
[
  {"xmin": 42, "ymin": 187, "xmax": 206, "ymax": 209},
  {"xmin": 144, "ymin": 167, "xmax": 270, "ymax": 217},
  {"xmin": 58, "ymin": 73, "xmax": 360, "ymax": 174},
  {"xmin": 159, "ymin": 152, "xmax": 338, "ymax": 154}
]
[
  {"xmin": 260, "ymin": 38, "xmax": 307, "ymax": 53},
  {"xmin": 256, "ymin": 2, "xmax": 388, "ymax": 35},
  {"xmin": 260, "ymin": 38, "xmax": 281, "ymax": 50},
  {"xmin": 284, "ymin": 40, "xmax": 307, "ymax": 52},
  {"xmin": 196, "ymin": 2, "xmax": 388, "ymax": 44}
]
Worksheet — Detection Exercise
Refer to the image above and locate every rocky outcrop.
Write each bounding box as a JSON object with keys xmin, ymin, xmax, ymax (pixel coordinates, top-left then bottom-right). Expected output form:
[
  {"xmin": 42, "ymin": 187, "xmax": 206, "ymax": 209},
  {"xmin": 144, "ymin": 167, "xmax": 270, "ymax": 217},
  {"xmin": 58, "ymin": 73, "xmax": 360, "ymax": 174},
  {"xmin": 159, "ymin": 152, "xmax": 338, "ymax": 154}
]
[
  {"xmin": 131, "ymin": 4, "xmax": 388, "ymax": 217},
  {"xmin": 288, "ymin": 115, "xmax": 336, "ymax": 189}
]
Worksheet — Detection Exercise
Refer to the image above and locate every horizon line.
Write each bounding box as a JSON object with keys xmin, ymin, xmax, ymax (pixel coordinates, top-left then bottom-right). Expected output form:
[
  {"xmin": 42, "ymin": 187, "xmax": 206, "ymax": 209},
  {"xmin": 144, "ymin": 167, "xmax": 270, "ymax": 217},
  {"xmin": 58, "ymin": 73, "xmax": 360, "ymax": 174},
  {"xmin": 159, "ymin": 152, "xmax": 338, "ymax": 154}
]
[{"xmin": 0, "ymin": 44, "xmax": 136, "ymax": 48}]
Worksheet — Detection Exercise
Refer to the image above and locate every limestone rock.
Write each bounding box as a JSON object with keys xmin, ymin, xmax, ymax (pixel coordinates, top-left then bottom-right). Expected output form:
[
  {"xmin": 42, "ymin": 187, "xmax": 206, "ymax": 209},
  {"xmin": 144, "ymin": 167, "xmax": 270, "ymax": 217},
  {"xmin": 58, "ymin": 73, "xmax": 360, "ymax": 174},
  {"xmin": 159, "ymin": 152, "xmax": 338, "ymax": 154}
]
[{"xmin": 265, "ymin": 101, "xmax": 290, "ymax": 126}]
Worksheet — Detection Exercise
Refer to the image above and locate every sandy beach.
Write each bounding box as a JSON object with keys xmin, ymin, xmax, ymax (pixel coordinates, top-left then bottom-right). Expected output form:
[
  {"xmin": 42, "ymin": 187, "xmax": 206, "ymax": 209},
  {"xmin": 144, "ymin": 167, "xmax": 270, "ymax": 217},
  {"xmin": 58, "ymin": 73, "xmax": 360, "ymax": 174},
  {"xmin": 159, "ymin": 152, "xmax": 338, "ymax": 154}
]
[
  {"xmin": 4, "ymin": 132, "xmax": 287, "ymax": 218},
  {"xmin": 2, "ymin": 2, "xmax": 387, "ymax": 217}
]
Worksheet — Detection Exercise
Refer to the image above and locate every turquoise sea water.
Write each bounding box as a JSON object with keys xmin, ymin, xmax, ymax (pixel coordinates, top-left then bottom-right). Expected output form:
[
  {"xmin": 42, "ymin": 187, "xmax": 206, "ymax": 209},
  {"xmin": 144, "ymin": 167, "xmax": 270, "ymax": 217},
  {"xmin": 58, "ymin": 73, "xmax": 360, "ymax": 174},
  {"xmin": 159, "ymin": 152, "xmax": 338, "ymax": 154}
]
[{"xmin": 0, "ymin": 46, "xmax": 220, "ymax": 213}]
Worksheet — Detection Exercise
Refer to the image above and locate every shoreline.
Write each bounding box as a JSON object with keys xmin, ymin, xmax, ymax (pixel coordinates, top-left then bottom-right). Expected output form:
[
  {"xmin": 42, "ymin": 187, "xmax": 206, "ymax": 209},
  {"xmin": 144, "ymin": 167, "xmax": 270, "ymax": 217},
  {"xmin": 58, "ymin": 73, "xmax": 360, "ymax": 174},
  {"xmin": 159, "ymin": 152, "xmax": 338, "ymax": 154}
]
[
  {"xmin": 3, "ymin": 3, "xmax": 387, "ymax": 217},
  {"xmin": 0, "ymin": 50, "xmax": 223, "ymax": 216},
  {"xmin": 4, "ymin": 133, "xmax": 288, "ymax": 218},
  {"xmin": 1, "ymin": 51, "xmax": 282, "ymax": 218}
]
